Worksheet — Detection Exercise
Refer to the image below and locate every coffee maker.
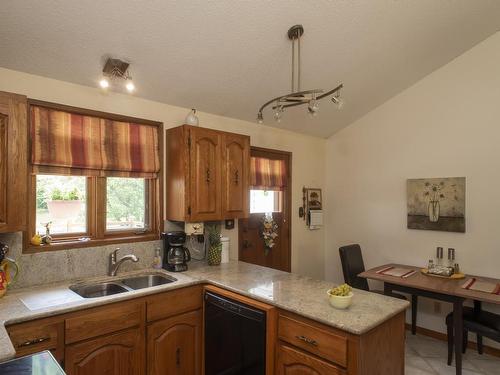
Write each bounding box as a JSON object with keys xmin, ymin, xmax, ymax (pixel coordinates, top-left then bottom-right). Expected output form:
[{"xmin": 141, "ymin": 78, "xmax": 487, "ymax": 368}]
[{"xmin": 162, "ymin": 231, "xmax": 191, "ymax": 272}]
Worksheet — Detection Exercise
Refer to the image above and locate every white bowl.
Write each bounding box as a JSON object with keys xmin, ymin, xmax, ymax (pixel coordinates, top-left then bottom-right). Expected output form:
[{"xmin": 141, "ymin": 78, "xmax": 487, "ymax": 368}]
[{"xmin": 327, "ymin": 290, "xmax": 353, "ymax": 309}]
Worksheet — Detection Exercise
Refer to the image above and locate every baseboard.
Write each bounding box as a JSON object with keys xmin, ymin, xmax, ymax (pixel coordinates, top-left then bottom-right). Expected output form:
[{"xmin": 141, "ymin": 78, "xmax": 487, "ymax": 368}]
[{"xmin": 405, "ymin": 324, "xmax": 500, "ymax": 358}]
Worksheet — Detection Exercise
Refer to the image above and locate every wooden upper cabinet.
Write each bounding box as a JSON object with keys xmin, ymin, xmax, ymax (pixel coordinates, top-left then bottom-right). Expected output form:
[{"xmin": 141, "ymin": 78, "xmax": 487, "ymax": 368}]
[
  {"xmin": 189, "ymin": 127, "xmax": 222, "ymax": 221},
  {"xmin": 165, "ymin": 125, "xmax": 250, "ymax": 222},
  {"xmin": 222, "ymin": 133, "xmax": 250, "ymax": 219},
  {"xmin": 0, "ymin": 91, "xmax": 28, "ymax": 233}
]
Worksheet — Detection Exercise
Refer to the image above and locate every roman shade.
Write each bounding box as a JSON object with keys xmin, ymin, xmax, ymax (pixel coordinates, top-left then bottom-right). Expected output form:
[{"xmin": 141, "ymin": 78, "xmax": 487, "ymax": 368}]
[
  {"xmin": 30, "ymin": 106, "xmax": 160, "ymax": 178},
  {"xmin": 250, "ymin": 156, "xmax": 286, "ymax": 190}
]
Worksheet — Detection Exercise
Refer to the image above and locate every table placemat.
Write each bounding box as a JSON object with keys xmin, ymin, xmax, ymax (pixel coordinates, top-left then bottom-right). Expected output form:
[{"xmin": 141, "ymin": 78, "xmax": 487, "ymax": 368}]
[
  {"xmin": 462, "ymin": 278, "xmax": 500, "ymax": 294},
  {"xmin": 376, "ymin": 266, "xmax": 416, "ymax": 278}
]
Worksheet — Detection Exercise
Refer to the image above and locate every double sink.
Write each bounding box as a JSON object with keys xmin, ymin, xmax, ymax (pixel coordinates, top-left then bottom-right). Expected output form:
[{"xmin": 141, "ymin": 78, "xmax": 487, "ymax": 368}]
[{"xmin": 69, "ymin": 273, "xmax": 177, "ymax": 299}]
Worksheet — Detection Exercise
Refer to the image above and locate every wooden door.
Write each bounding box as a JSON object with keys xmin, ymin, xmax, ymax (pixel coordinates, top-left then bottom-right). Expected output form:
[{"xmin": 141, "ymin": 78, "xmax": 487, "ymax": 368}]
[
  {"xmin": 65, "ymin": 328, "xmax": 145, "ymax": 375},
  {"xmin": 222, "ymin": 133, "xmax": 250, "ymax": 219},
  {"xmin": 239, "ymin": 147, "xmax": 291, "ymax": 272},
  {"xmin": 276, "ymin": 344, "xmax": 345, "ymax": 375},
  {"xmin": 147, "ymin": 309, "xmax": 202, "ymax": 375},
  {"xmin": 189, "ymin": 127, "xmax": 222, "ymax": 221},
  {"xmin": 0, "ymin": 91, "xmax": 27, "ymax": 233}
]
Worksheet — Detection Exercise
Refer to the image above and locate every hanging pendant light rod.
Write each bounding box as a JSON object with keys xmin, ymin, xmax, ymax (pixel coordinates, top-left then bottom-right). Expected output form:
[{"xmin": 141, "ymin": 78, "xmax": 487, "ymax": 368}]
[{"xmin": 256, "ymin": 25, "xmax": 344, "ymax": 124}]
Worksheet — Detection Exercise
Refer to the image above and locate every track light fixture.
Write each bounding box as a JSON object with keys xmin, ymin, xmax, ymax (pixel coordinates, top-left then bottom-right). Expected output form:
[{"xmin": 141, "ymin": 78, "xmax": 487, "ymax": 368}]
[
  {"xmin": 99, "ymin": 58, "xmax": 136, "ymax": 93},
  {"xmin": 256, "ymin": 25, "xmax": 344, "ymax": 124}
]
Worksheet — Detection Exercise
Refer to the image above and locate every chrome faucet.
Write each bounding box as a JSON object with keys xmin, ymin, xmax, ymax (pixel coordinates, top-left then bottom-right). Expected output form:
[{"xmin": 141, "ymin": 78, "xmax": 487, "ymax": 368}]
[{"xmin": 108, "ymin": 248, "xmax": 139, "ymax": 276}]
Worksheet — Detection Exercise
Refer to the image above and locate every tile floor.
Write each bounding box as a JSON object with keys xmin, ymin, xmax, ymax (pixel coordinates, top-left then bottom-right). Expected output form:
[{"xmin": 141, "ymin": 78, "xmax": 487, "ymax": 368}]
[{"xmin": 405, "ymin": 334, "xmax": 500, "ymax": 375}]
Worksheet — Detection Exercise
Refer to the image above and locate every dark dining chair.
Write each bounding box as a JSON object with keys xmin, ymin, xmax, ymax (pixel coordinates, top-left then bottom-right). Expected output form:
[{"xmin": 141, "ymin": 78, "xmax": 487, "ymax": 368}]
[
  {"xmin": 446, "ymin": 301, "xmax": 500, "ymax": 365},
  {"xmin": 338, "ymin": 244, "xmax": 419, "ymax": 334}
]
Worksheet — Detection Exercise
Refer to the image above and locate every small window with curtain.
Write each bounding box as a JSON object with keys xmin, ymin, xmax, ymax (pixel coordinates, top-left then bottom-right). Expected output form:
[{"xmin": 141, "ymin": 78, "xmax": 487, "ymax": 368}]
[
  {"xmin": 26, "ymin": 103, "xmax": 162, "ymax": 251},
  {"xmin": 249, "ymin": 156, "xmax": 286, "ymax": 214}
]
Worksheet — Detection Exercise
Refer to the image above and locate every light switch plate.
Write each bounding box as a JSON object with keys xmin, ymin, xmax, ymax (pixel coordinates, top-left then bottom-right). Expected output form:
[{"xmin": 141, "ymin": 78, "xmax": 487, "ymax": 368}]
[{"xmin": 185, "ymin": 222, "xmax": 204, "ymax": 235}]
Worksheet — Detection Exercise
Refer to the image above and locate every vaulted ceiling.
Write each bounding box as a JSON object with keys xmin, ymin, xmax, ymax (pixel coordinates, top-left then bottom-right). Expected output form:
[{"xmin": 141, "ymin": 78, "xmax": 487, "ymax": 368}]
[{"xmin": 1, "ymin": 1, "xmax": 499, "ymax": 137}]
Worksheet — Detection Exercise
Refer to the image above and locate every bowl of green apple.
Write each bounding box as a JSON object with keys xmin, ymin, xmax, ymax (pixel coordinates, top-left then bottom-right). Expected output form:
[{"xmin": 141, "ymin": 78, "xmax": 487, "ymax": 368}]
[{"xmin": 327, "ymin": 284, "xmax": 353, "ymax": 309}]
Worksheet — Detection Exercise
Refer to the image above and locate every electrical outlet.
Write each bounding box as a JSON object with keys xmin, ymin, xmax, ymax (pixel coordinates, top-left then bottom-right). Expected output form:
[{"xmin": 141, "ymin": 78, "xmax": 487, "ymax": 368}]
[
  {"xmin": 185, "ymin": 222, "xmax": 204, "ymax": 235},
  {"xmin": 434, "ymin": 301, "xmax": 441, "ymax": 313}
]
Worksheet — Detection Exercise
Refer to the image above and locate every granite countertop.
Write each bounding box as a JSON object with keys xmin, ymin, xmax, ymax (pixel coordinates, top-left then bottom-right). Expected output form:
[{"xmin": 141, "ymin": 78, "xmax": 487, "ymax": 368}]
[{"xmin": 0, "ymin": 260, "xmax": 409, "ymax": 362}]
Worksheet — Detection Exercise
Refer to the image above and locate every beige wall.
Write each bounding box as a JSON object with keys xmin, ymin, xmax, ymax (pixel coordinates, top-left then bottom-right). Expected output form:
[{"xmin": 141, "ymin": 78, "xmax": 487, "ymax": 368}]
[
  {"xmin": 0, "ymin": 67, "xmax": 326, "ymax": 279},
  {"xmin": 325, "ymin": 32, "xmax": 500, "ymax": 340}
]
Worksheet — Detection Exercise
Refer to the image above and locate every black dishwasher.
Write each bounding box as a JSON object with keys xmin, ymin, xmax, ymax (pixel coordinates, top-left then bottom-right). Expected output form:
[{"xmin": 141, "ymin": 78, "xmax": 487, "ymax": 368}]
[{"xmin": 204, "ymin": 291, "xmax": 266, "ymax": 375}]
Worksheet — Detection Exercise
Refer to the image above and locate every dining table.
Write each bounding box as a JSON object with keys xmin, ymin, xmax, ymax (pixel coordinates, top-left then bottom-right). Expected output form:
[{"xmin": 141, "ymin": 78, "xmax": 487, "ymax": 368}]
[{"xmin": 359, "ymin": 264, "xmax": 500, "ymax": 375}]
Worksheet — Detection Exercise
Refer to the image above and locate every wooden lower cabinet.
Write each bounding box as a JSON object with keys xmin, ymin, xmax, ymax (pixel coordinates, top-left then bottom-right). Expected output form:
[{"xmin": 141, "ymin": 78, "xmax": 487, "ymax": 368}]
[
  {"xmin": 6, "ymin": 316, "xmax": 64, "ymax": 365},
  {"xmin": 65, "ymin": 327, "xmax": 145, "ymax": 375},
  {"xmin": 147, "ymin": 309, "xmax": 202, "ymax": 375},
  {"xmin": 276, "ymin": 344, "xmax": 345, "ymax": 375}
]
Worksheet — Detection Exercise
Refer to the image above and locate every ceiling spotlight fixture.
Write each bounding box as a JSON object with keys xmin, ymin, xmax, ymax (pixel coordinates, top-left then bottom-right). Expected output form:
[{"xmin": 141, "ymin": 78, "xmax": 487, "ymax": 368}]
[
  {"xmin": 331, "ymin": 92, "xmax": 344, "ymax": 109},
  {"xmin": 99, "ymin": 78, "xmax": 109, "ymax": 89},
  {"xmin": 273, "ymin": 103, "xmax": 284, "ymax": 123},
  {"xmin": 256, "ymin": 112, "xmax": 264, "ymax": 124},
  {"xmin": 256, "ymin": 25, "xmax": 344, "ymax": 124},
  {"xmin": 308, "ymin": 96, "xmax": 319, "ymax": 117},
  {"xmin": 99, "ymin": 58, "xmax": 135, "ymax": 93},
  {"xmin": 125, "ymin": 81, "xmax": 135, "ymax": 93}
]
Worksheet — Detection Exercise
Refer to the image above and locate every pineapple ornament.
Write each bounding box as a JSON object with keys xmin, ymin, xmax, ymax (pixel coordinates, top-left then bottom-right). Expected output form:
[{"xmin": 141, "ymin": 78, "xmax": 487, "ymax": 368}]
[{"xmin": 206, "ymin": 224, "xmax": 222, "ymax": 266}]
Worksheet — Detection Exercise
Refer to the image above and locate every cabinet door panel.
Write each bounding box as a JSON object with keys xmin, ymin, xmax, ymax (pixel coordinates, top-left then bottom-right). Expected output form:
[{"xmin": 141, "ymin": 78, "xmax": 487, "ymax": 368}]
[
  {"xmin": 65, "ymin": 328, "xmax": 145, "ymax": 375},
  {"xmin": 276, "ymin": 344, "xmax": 345, "ymax": 375},
  {"xmin": 189, "ymin": 128, "xmax": 222, "ymax": 221},
  {"xmin": 147, "ymin": 309, "xmax": 202, "ymax": 375},
  {"xmin": 0, "ymin": 92, "xmax": 27, "ymax": 232},
  {"xmin": 222, "ymin": 133, "xmax": 249, "ymax": 219}
]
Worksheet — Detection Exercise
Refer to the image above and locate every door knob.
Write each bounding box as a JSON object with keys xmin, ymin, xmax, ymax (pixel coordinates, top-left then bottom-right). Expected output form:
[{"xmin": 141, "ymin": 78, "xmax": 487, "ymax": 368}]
[{"xmin": 243, "ymin": 239, "xmax": 252, "ymax": 249}]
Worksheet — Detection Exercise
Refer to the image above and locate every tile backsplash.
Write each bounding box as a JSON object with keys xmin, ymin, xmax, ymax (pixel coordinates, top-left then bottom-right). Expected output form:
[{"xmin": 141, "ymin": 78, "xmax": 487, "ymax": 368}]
[{"xmin": 0, "ymin": 232, "xmax": 161, "ymax": 289}]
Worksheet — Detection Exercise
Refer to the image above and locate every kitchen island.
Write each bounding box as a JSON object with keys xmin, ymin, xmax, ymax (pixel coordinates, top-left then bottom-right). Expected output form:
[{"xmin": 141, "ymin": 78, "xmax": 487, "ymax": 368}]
[{"xmin": 0, "ymin": 260, "xmax": 409, "ymax": 374}]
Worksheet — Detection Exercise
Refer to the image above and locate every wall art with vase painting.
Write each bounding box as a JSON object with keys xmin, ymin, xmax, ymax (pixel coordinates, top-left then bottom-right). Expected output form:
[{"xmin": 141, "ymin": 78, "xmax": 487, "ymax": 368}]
[{"xmin": 407, "ymin": 177, "xmax": 465, "ymax": 233}]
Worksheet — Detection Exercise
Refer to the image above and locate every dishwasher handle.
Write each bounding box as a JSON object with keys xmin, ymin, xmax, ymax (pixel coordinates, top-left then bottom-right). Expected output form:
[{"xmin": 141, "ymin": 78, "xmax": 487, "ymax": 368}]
[{"xmin": 205, "ymin": 291, "xmax": 266, "ymax": 323}]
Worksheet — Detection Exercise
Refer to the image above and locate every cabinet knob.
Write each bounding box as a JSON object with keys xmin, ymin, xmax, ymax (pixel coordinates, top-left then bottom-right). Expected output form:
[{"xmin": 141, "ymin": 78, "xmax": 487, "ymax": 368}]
[
  {"xmin": 295, "ymin": 335, "xmax": 318, "ymax": 346},
  {"xmin": 18, "ymin": 336, "xmax": 50, "ymax": 348},
  {"xmin": 234, "ymin": 170, "xmax": 239, "ymax": 185},
  {"xmin": 206, "ymin": 168, "xmax": 211, "ymax": 183}
]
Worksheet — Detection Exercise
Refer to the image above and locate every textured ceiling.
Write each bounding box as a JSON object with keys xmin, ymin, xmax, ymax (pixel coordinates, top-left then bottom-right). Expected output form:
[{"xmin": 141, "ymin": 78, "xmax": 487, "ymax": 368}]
[{"xmin": 1, "ymin": 1, "xmax": 499, "ymax": 138}]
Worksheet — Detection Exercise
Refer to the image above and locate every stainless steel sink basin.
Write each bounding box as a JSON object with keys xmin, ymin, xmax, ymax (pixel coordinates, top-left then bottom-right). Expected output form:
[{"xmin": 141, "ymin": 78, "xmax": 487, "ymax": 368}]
[
  {"xmin": 69, "ymin": 273, "xmax": 177, "ymax": 298},
  {"xmin": 121, "ymin": 274, "xmax": 176, "ymax": 290},
  {"xmin": 70, "ymin": 282, "xmax": 129, "ymax": 298}
]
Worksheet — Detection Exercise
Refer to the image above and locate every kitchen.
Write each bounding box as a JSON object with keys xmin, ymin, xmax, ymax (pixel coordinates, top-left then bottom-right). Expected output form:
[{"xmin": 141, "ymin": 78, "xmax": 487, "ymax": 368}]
[{"xmin": 1, "ymin": 2, "xmax": 500, "ymax": 375}]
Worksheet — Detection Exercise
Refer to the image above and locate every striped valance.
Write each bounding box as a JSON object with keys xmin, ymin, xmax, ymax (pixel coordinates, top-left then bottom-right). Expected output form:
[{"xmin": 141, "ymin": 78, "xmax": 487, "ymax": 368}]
[
  {"xmin": 250, "ymin": 156, "xmax": 286, "ymax": 190},
  {"xmin": 30, "ymin": 106, "xmax": 160, "ymax": 178}
]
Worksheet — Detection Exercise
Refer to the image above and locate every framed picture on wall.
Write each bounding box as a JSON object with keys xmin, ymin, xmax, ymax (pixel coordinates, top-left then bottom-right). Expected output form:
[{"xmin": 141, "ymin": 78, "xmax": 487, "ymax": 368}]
[
  {"xmin": 306, "ymin": 188, "xmax": 322, "ymax": 210},
  {"xmin": 407, "ymin": 177, "xmax": 465, "ymax": 233}
]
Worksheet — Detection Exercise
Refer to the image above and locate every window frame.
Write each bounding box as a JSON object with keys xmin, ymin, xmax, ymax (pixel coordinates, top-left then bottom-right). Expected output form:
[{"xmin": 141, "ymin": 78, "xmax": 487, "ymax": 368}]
[{"xmin": 24, "ymin": 100, "xmax": 163, "ymax": 253}]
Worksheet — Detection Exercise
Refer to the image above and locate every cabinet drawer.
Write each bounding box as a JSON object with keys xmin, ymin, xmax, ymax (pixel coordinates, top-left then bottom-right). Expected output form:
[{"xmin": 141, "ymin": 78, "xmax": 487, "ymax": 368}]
[
  {"xmin": 276, "ymin": 344, "xmax": 346, "ymax": 375},
  {"xmin": 7, "ymin": 317, "xmax": 64, "ymax": 361},
  {"xmin": 147, "ymin": 285, "xmax": 203, "ymax": 322},
  {"xmin": 65, "ymin": 300, "xmax": 144, "ymax": 344},
  {"xmin": 278, "ymin": 313, "xmax": 347, "ymax": 367}
]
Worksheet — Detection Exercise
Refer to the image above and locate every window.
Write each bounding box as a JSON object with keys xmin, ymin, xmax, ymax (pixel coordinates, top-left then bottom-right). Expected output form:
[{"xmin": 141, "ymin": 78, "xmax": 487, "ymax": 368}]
[
  {"xmin": 30, "ymin": 175, "xmax": 157, "ymax": 248},
  {"xmin": 27, "ymin": 101, "xmax": 162, "ymax": 251},
  {"xmin": 250, "ymin": 190, "xmax": 282, "ymax": 213},
  {"xmin": 36, "ymin": 175, "xmax": 87, "ymax": 235},
  {"xmin": 106, "ymin": 177, "xmax": 147, "ymax": 231}
]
